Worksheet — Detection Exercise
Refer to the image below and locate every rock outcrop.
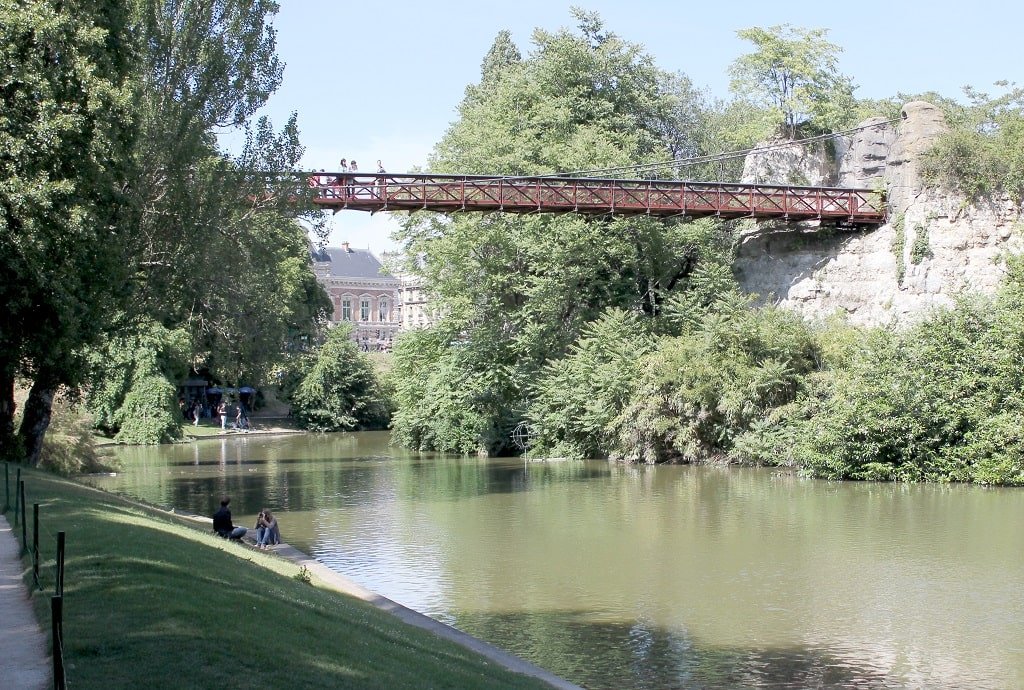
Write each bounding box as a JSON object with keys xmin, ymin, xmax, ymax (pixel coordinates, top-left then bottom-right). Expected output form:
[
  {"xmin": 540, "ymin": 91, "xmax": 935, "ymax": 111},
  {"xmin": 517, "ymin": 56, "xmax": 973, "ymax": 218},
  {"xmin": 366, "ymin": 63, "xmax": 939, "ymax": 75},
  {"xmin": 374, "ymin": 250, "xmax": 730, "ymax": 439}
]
[
  {"xmin": 885, "ymin": 101, "xmax": 949, "ymax": 214},
  {"xmin": 734, "ymin": 102, "xmax": 1023, "ymax": 326},
  {"xmin": 740, "ymin": 138, "xmax": 836, "ymax": 187},
  {"xmin": 836, "ymin": 116, "xmax": 895, "ymax": 188}
]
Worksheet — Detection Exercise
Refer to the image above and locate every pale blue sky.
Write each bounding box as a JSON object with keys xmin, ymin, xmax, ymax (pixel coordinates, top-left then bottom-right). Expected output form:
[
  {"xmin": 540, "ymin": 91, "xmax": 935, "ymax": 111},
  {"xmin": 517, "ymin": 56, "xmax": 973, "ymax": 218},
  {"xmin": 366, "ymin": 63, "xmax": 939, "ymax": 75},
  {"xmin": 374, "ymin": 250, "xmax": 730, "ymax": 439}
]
[{"xmin": 247, "ymin": 1, "xmax": 1021, "ymax": 253}]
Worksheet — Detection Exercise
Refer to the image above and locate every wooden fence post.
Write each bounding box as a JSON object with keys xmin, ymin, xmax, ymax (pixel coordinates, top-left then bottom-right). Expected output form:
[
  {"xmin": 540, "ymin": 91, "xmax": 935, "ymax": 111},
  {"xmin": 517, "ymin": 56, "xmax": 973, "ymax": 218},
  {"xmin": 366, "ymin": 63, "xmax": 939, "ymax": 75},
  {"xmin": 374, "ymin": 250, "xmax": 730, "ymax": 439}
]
[
  {"xmin": 33, "ymin": 503, "xmax": 40, "ymax": 589},
  {"xmin": 13, "ymin": 467, "xmax": 20, "ymax": 525},
  {"xmin": 55, "ymin": 531, "xmax": 65, "ymax": 597},
  {"xmin": 51, "ymin": 595, "xmax": 65, "ymax": 690},
  {"xmin": 20, "ymin": 480, "xmax": 27, "ymax": 554}
]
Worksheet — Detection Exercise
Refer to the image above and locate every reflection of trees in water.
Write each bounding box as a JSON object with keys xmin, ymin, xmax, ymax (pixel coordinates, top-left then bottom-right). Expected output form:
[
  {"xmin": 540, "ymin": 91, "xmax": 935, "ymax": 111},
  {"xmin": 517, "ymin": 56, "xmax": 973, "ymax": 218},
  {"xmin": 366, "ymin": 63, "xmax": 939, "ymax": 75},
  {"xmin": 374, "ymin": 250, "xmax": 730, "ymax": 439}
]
[
  {"xmin": 451, "ymin": 610, "xmax": 926, "ymax": 690},
  {"xmin": 393, "ymin": 456, "xmax": 611, "ymax": 503}
]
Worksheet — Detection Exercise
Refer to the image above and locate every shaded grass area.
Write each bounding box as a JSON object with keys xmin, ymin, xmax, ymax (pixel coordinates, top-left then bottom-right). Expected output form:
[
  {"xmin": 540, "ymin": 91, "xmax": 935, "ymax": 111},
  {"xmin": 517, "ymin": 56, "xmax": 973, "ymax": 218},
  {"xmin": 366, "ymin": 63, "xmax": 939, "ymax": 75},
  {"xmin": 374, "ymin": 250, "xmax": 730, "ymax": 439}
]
[{"xmin": 8, "ymin": 467, "xmax": 549, "ymax": 689}]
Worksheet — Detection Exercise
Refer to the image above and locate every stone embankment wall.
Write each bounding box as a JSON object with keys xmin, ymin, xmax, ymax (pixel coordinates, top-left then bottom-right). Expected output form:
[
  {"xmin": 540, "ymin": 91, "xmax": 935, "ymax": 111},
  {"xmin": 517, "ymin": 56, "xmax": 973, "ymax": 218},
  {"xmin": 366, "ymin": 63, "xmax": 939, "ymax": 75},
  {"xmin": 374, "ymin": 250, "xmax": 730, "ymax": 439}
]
[{"xmin": 734, "ymin": 101, "xmax": 1024, "ymax": 326}]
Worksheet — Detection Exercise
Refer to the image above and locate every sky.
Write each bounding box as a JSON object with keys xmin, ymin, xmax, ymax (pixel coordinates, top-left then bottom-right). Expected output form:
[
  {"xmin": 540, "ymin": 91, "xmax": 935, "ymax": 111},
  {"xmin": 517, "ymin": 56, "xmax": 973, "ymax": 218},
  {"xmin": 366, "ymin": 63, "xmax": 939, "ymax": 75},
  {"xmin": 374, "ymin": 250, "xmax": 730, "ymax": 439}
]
[{"xmin": 239, "ymin": 0, "xmax": 1022, "ymax": 254}]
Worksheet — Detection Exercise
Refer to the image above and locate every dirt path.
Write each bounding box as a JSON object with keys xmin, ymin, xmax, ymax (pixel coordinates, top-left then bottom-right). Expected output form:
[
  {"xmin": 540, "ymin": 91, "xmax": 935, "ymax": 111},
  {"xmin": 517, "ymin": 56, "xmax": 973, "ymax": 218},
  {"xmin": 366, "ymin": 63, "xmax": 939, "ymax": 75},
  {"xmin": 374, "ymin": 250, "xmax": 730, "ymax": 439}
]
[{"xmin": 0, "ymin": 514, "xmax": 49, "ymax": 689}]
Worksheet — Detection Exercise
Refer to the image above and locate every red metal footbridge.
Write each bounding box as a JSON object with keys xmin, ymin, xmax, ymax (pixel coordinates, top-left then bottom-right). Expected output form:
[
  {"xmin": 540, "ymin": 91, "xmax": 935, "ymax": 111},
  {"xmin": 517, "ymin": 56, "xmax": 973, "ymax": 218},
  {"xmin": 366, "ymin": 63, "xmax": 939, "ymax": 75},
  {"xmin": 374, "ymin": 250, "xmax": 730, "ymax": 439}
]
[{"xmin": 310, "ymin": 172, "xmax": 886, "ymax": 226}]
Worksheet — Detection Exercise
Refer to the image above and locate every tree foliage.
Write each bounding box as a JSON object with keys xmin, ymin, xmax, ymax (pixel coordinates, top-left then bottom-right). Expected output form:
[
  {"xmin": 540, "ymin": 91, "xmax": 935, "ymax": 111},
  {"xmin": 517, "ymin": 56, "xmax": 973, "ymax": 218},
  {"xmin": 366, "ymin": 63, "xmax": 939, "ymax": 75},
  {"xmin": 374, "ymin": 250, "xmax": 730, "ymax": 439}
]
[
  {"xmin": 609, "ymin": 289, "xmax": 820, "ymax": 464},
  {"xmin": 920, "ymin": 82, "xmax": 1024, "ymax": 201},
  {"xmin": 126, "ymin": 0, "xmax": 327, "ymax": 384},
  {"xmin": 0, "ymin": 0, "xmax": 137, "ymax": 464},
  {"xmin": 729, "ymin": 24, "xmax": 856, "ymax": 136},
  {"xmin": 290, "ymin": 325, "xmax": 391, "ymax": 432},
  {"xmin": 527, "ymin": 309, "xmax": 656, "ymax": 459},
  {"xmin": 391, "ymin": 12, "xmax": 733, "ymax": 454}
]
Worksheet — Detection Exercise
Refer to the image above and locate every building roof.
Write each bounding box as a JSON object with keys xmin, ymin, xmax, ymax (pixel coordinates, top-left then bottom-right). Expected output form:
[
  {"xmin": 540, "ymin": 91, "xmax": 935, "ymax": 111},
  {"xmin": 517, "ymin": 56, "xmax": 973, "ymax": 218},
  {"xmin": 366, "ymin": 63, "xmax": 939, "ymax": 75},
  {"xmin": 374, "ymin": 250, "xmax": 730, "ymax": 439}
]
[{"xmin": 313, "ymin": 245, "xmax": 395, "ymax": 280}]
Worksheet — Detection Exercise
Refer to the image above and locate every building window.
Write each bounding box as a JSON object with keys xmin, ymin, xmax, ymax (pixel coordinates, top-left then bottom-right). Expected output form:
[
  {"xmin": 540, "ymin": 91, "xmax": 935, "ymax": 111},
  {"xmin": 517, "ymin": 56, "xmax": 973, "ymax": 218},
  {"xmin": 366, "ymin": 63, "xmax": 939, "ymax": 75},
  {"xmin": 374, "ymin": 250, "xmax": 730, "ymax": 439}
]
[
  {"xmin": 379, "ymin": 298, "xmax": 388, "ymax": 322},
  {"xmin": 342, "ymin": 299, "xmax": 351, "ymax": 321},
  {"xmin": 360, "ymin": 299, "xmax": 370, "ymax": 321}
]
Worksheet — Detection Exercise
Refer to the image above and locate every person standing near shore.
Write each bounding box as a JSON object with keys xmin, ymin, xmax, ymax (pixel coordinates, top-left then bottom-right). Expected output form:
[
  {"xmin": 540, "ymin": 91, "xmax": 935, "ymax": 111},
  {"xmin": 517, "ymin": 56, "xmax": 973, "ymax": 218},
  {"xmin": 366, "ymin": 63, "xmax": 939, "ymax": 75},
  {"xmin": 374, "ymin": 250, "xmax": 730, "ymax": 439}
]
[{"xmin": 217, "ymin": 400, "xmax": 227, "ymax": 430}]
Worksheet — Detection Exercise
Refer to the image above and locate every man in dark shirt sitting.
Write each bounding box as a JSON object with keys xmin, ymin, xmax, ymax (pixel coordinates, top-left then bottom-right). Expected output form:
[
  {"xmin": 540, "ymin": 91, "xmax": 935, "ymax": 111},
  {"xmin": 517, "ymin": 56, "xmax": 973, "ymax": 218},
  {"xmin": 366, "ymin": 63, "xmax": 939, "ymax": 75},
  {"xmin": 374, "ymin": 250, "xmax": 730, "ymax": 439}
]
[{"xmin": 212, "ymin": 496, "xmax": 247, "ymax": 540}]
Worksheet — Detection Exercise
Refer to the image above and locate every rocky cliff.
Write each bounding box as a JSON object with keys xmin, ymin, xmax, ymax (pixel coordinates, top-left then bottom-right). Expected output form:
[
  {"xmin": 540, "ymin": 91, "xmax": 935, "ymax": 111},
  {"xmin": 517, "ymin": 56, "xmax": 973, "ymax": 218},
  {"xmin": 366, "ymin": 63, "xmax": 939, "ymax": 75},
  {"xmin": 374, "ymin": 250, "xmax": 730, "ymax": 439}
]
[{"xmin": 734, "ymin": 101, "xmax": 1023, "ymax": 326}]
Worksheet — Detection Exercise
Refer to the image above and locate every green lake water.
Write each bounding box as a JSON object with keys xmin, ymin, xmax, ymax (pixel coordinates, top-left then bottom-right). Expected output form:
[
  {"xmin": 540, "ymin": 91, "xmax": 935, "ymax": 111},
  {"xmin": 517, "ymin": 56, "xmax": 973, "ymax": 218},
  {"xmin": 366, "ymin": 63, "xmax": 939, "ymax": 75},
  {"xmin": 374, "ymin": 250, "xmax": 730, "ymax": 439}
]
[{"xmin": 87, "ymin": 431, "xmax": 1024, "ymax": 689}]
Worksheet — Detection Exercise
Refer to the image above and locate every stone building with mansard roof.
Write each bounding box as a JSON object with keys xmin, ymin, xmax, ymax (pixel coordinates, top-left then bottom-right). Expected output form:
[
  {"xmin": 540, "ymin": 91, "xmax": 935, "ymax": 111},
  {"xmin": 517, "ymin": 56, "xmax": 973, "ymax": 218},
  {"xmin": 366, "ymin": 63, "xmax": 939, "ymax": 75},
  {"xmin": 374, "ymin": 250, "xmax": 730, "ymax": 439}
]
[{"xmin": 311, "ymin": 242, "xmax": 400, "ymax": 350}]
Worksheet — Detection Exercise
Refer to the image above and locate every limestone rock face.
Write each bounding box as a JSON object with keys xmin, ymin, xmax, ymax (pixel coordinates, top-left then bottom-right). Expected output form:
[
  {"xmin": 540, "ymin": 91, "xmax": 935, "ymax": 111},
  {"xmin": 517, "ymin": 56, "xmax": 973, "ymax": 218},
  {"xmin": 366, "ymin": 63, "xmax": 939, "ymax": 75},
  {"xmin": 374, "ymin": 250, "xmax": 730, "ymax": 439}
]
[
  {"xmin": 885, "ymin": 101, "xmax": 949, "ymax": 214},
  {"xmin": 837, "ymin": 116, "xmax": 896, "ymax": 188},
  {"xmin": 734, "ymin": 101, "xmax": 1022, "ymax": 327},
  {"xmin": 735, "ymin": 190, "xmax": 1023, "ymax": 326},
  {"xmin": 740, "ymin": 138, "xmax": 835, "ymax": 187}
]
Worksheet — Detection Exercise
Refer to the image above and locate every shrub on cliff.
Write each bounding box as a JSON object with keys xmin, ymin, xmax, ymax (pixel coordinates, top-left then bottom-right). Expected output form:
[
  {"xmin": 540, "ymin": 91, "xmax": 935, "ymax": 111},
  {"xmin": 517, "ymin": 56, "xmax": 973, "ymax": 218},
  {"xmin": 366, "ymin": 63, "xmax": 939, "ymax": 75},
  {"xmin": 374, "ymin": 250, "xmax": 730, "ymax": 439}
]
[{"xmin": 921, "ymin": 84, "xmax": 1024, "ymax": 202}]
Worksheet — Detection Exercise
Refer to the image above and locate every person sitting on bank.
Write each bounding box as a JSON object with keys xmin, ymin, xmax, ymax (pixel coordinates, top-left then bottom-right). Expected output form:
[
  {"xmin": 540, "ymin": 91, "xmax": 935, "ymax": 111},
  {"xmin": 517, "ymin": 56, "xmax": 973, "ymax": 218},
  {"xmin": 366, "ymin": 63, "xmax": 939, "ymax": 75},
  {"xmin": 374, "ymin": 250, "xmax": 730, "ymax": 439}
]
[
  {"xmin": 213, "ymin": 497, "xmax": 247, "ymax": 540},
  {"xmin": 255, "ymin": 509, "xmax": 280, "ymax": 549}
]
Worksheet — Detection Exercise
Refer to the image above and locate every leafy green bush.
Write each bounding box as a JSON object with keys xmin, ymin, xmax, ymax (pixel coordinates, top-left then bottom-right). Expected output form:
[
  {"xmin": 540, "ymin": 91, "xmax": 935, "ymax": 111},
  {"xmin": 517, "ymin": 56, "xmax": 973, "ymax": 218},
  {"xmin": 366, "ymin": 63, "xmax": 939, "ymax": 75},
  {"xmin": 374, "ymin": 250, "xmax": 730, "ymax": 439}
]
[
  {"xmin": 290, "ymin": 324, "xmax": 391, "ymax": 432},
  {"xmin": 39, "ymin": 399, "xmax": 117, "ymax": 475},
  {"xmin": 786, "ymin": 275, "xmax": 1024, "ymax": 483},
  {"xmin": 527, "ymin": 308, "xmax": 655, "ymax": 459},
  {"xmin": 920, "ymin": 84, "xmax": 1024, "ymax": 202},
  {"xmin": 609, "ymin": 292, "xmax": 820, "ymax": 463},
  {"xmin": 85, "ymin": 319, "xmax": 190, "ymax": 442},
  {"xmin": 114, "ymin": 374, "xmax": 182, "ymax": 445}
]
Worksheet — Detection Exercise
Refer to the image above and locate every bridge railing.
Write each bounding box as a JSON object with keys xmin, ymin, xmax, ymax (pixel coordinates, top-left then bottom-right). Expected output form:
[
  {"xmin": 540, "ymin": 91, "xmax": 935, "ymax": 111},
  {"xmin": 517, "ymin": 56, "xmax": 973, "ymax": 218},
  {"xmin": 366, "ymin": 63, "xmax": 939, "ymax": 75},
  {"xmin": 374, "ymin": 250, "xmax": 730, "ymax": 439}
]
[{"xmin": 308, "ymin": 173, "xmax": 886, "ymax": 224}]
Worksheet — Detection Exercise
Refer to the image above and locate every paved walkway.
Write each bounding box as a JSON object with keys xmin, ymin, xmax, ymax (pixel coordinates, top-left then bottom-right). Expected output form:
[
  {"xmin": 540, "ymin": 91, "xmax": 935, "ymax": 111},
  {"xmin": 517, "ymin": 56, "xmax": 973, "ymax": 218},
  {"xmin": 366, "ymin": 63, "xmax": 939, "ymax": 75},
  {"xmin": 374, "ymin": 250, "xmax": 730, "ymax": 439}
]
[{"xmin": 0, "ymin": 514, "xmax": 49, "ymax": 689}]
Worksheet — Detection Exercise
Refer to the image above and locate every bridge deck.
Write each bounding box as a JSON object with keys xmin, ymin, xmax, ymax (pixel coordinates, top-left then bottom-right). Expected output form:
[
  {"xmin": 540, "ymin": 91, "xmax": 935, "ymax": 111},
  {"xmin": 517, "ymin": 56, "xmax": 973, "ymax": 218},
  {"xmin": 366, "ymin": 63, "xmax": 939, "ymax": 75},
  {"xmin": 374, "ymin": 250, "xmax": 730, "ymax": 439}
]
[{"xmin": 310, "ymin": 173, "xmax": 886, "ymax": 225}]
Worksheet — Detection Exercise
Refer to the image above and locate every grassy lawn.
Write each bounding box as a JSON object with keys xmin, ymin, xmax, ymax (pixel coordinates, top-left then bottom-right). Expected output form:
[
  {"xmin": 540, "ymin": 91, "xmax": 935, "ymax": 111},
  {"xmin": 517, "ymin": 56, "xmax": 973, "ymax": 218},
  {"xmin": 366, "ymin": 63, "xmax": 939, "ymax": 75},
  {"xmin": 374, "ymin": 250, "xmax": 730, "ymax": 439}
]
[{"xmin": 5, "ymin": 466, "xmax": 550, "ymax": 689}]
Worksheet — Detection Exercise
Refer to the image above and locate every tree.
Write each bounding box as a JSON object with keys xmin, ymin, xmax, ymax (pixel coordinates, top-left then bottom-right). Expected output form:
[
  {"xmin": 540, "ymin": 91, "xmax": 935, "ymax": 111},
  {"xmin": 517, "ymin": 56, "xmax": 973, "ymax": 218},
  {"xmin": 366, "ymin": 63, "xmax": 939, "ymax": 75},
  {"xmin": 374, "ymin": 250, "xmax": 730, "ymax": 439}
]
[
  {"xmin": 728, "ymin": 25, "xmax": 856, "ymax": 137},
  {"xmin": 921, "ymin": 82, "xmax": 1024, "ymax": 201},
  {"xmin": 85, "ymin": 319, "xmax": 190, "ymax": 443},
  {"xmin": 391, "ymin": 11, "xmax": 733, "ymax": 454},
  {"xmin": 290, "ymin": 325, "xmax": 390, "ymax": 432},
  {"xmin": 75, "ymin": 0, "xmax": 329, "ymax": 443},
  {"xmin": 0, "ymin": 0, "xmax": 137, "ymax": 464},
  {"xmin": 527, "ymin": 309, "xmax": 656, "ymax": 459},
  {"xmin": 125, "ymin": 0, "xmax": 325, "ymax": 377}
]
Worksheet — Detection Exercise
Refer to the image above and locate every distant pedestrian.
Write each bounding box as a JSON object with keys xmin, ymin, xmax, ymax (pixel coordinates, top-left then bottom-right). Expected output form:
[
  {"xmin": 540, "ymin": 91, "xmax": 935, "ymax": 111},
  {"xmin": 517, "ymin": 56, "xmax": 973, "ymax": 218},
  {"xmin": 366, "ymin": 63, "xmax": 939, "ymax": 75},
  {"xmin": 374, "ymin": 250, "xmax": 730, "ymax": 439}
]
[
  {"xmin": 336, "ymin": 159, "xmax": 348, "ymax": 196},
  {"xmin": 217, "ymin": 400, "xmax": 227, "ymax": 430},
  {"xmin": 192, "ymin": 400, "xmax": 201, "ymax": 426},
  {"xmin": 348, "ymin": 160, "xmax": 358, "ymax": 197},
  {"xmin": 374, "ymin": 160, "xmax": 386, "ymax": 196}
]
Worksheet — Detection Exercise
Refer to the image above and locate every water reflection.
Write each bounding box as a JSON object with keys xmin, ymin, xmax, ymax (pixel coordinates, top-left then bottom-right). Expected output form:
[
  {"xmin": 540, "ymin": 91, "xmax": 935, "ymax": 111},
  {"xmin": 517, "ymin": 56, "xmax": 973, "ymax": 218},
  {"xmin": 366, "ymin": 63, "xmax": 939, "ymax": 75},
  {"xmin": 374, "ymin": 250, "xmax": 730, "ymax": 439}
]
[{"xmin": 89, "ymin": 433, "xmax": 1024, "ymax": 690}]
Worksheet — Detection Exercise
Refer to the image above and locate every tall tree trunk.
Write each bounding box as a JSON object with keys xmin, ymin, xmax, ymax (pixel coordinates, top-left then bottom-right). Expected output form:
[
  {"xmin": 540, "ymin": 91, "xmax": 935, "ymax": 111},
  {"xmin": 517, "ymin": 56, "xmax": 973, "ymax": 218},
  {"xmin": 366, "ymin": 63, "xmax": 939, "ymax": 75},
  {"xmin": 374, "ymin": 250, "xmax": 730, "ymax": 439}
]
[
  {"xmin": 0, "ymin": 366, "xmax": 17, "ymax": 462},
  {"xmin": 18, "ymin": 378, "xmax": 54, "ymax": 467}
]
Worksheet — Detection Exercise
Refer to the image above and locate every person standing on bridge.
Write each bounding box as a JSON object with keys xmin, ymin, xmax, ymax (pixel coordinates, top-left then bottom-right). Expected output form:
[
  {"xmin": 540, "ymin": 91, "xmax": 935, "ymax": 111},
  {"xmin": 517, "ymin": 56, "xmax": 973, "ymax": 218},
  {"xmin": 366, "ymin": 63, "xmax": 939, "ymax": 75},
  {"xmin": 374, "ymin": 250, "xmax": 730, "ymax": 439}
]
[
  {"xmin": 348, "ymin": 160, "xmax": 358, "ymax": 198},
  {"xmin": 337, "ymin": 159, "xmax": 348, "ymax": 198},
  {"xmin": 375, "ymin": 160, "xmax": 386, "ymax": 197}
]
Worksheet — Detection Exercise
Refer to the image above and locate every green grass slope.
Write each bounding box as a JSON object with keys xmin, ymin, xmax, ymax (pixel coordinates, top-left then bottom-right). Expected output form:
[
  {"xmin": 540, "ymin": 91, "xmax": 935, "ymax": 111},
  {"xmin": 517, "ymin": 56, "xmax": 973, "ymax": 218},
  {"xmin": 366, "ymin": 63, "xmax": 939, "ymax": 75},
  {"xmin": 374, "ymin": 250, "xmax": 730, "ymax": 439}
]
[{"xmin": 6, "ymin": 467, "xmax": 549, "ymax": 689}]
